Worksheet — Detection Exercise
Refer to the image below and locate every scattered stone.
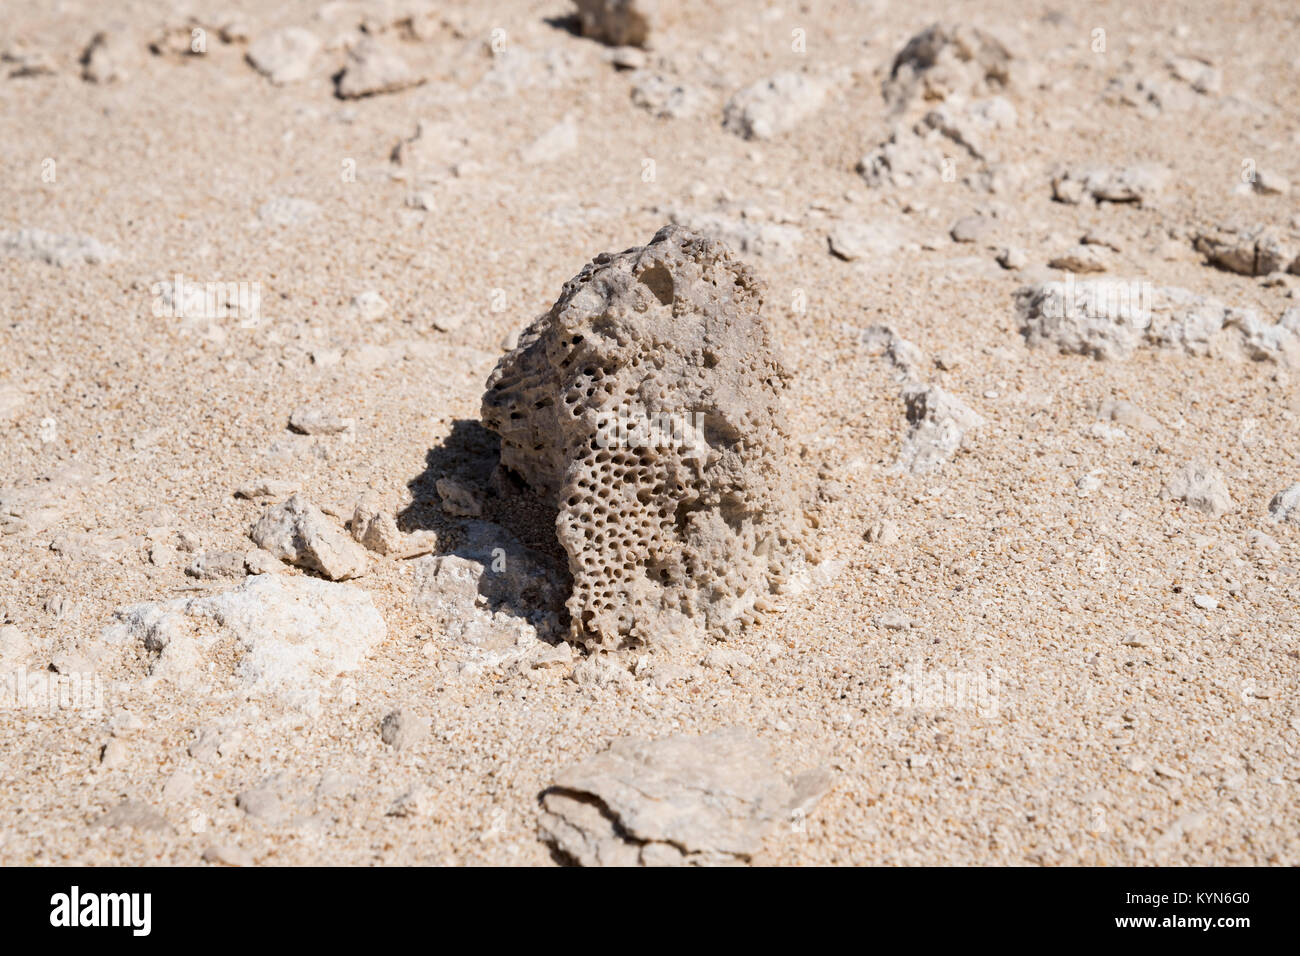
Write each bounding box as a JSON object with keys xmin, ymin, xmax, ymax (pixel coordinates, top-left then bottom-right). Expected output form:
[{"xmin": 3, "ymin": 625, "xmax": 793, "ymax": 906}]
[
  {"xmin": 106, "ymin": 574, "xmax": 386, "ymax": 712},
  {"xmin": 1268, "ymin": 484, "xmax": 1300, "ymax": 523},
  {"xmin": 347, "ymin": 290, "xmax": 389, "ymax": 320},
  {"xmin": 1052, "ymin": 165, "xmax": 1169, "ymax": 205},
  {"xmin": 1164, "ymin": 463, "xmax": 1233, "ymax": 516},
  {"xmin": 539, "ymin": 728, "xmax": 832, "ymax": 866},
  {"xmin": 99, "ymin": 738, "xmax": 129, "ymax": 769},
  {"xmin": 877, "ymin": 610, "xmax": 912, "ymax": 630},
  {"xmin": 609, "ymin": 46, "xmax": 646, "ymax": 70},
  {"xmin": 1167, "ymin": 55, "xmax": 1222, "ymax": 95},
  {"xmin": 2, "ymin": 42, "xmax": 57, "ymax": 78},
  {"xmin": 288, "ymin": 406, "xmax": 354, "ymax": 436},
  {"xmin": 1, "ymin": 229, "xmax": 118, "ymax": 266},
  {"xmin": 246, "ymin": 27, "xmax": 320, "ymax": 85},
  {"xmin": 202, "ymin": 845, "xmax": 255, "ymax": 866},
  {"xmin": 574, "ymin": 0, "xmax": 655, "ymax": 48},
  {"xmin": 235, "ymin": 478, "xmax": 301, "ymax": 499},
  {"xmin": 482, "ymin": 225, "xmax": 817, "ymax": 650},
  {"xmin": 336, "ymin": 37, "xmax": 425, "ymax": 99},
  {"xmin": 997, "ymin": 246, "xmax": 1027, "ymax": 270},
  {"xmin": 723, "ymin": 72, "xmax": 829, "ymax": 140},
  {"xmin": 1096, "ymin": 399, "xmax": 1160, "ymax": 433},
  {"xmin": 1192, "ymin": 594, "xmax": 1218, "ymax": 611},
  {"xmin": 1252, "ymin": 170, "xmax": 1291, "ymax": 197},
  {"xmin": 894, "ymin": 384, "xmax": 984, "ymax": 474},
  {"xmin": 920, "ymin": 96, "xmax": 1017, "ymax": 160},
  {"xmin": 828, "ymin": 221, "xmax": 903, "ymax": 261},
  {"xmin": 236, "ymin": 784, "xmax": 285, "ymax": 822},
  {"xmin": 250, "ymin": 495, "xmax": 369, "ymax": 579},
  {"xmin": 257, "ymin": 197, "xmax": 320, "ymax": 226},
  {"xmin": 386, "ymin": 785, "xmax": 434, "ymax": 818},
  {"xmin": 631, "ymin": 73, "xmax": 701, "ymax": 118},
  {"xmin": 435, "ymin": 477, "xmax": 483, "ymax": 517},
  {"xmin": 185, "ymin": 550, "xmax": 247, "ymax": 580},
  {"xmin": 1048, "ymin": 244, "xmax": 1112, "ymax": 273},
  {"xmin": 351, "ymin": 492, "xmax": 404, "ymax": 555},
  {"xmin": 950, "ymin": 214, "xmax": 993, "ymax": 244},
  {"xmin": 1193, "ymin": 224, "xmax": 1297, "ymax": 276},
  {"xmin": 95, "ymin": 799, "xmax": 171, "ymax": 833},
  {"xmin": 380, "ymin": 708, "xmax": 431, "ymax": 750},
  {"xmin": 81, "ymin": 30, "xmax": 138, "ymax": 83},
  {"xmin": 243, "ymin": 548, "xmax": 282, "ymax": 575},
  {"xmin": 219, "ymin": 19, "xmax": 251, "ymax": 44},
  {"xmin": 884, "ymin": 22, "xmax": 1013, "ymax": 108},
  {"xmin": 864, "ymin": 519, "xmax": 900, "ymax": 544},
  {"xmin": 0, "ymin": 624, "xmax": 32, "ymax": 663}
]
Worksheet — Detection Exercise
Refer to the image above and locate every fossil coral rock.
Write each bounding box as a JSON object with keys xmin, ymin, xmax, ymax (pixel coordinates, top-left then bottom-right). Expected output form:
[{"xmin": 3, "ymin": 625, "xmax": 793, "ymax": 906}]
[{"xmin": 481, "ymin": 225, "xmax": 814, "ymax": 650}]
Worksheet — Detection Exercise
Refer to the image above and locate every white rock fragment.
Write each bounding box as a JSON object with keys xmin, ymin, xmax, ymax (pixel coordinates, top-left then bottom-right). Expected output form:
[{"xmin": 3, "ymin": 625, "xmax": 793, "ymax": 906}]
[
  {"xmin": 288, "ymin": 406, "xmax": 354, "ymax": 435},
  {"xmin": 105, "ymin": 574, "xmax": 385, "ymax": 712},
  {"xmin": 347, "ymin": 290, "xmax": 389, "ymax": 320},
  {"xmin": 235, "ymin": 477, "xmax": 301, "ymax": 499},
  {"xmin": 380, "ymin": 708, "xmax": 431, "ymax": 750},
  {"xmin": 336, "ymin": 37, "xmax": 424, "ymax": 99},
  {"xmin": 539, "ymin": 728, "xmax": 832, "ymax": 866},
  {"xmin": 668, "ymin": 206, "xmax": 802, "ymax": 260},
  {"xmin": 1252, "ymin": 170, "xmax": 1291, "ymax": 197},
  {"xmin": 723, "ymin": 72, "xmax": 829, "ymax": 140},
  {"xmin": 249, "ymin": 494, "xmax": 369, "ymax": 580},
  {"xmin": 0, "ymin": 625, "xmax": 33, "ymax": 663},
  {"xmin": 828, "ymin": 221, "xmax": 903, "ymax": 261},
  {"xmin": 1193, "ymin": 224, "xmax": 1297, "ymax": 276},
  {"xmin": 1192, "ymin": 594, "xmax": 1218, "ymax": 611},
  {"xmin": 1048, "ymin": 244, "xmax": 1112, "ymax": 273},
  {"xmin": 247, "ymin": 28, "xmax": 320, "ymax": 85},
  {"xmin": 895, "ymin": 384, "xmax": 984, "ymax": 475},
  {"xmin": 1167, "ymin": 55, "xmax": 1221, "ymax": 95},
  {"xmin": 884, "ymin": 22, "xmax": 1014, "ymax": 108},
  {"xmin": 1268, "ymin": 484, "xmax": 1300, "ymax": 523},
  {"xmin": 1164, "ymin": 463, "xmax": 1233, "ymax": 516},
  {"xmin": 1, "ymin": 229, "xmax": 118, "ymax": 267},
  {"xmin": 1052, "ymin": 165, "xmax": 1169, "ymax": 205}
]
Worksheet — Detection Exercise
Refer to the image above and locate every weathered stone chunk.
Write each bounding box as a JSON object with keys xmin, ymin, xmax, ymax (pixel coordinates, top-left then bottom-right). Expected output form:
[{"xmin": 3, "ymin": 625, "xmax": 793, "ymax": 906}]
[
  {"xmin": 481, "ymin": 225, "xmax": 815, "ymax": 650},
  {"xmin": 539, "ymin": 728, "xmax": 831, "ymax": 866}
]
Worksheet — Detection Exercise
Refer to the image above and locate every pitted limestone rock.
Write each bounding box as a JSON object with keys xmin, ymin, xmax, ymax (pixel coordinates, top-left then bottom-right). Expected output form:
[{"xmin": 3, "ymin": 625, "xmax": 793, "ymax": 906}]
[{"xmin": 482, "ymin": 225, "xmax": 814, "ymax": 650}]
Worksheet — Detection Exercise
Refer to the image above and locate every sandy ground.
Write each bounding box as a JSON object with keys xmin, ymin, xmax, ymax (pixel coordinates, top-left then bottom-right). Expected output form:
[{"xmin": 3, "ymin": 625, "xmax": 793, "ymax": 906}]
[{"xmin": 1, "ymin": 0, "xmax": 1298, "ymax": 865}]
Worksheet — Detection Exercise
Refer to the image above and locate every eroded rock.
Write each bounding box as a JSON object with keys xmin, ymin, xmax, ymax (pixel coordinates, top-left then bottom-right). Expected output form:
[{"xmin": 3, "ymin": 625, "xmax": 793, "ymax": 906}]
[
  {"xmin": 481, "ymin": 225, "xmax": 817, "ymax": 650},
  {"xmin": 250, "ymin": 494, "xmax": 369, "ymax": 580}
]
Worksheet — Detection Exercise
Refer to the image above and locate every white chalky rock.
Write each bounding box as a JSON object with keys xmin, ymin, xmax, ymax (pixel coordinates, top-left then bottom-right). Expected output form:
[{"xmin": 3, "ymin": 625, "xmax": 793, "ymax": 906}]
[
  {"xmin": 351, "ymin": 492, "xmax": 404, "ymax": 555},
  {"xmin": 539, "ymin": 727, "xmax": 832, "ymax": 866},
  {"xmin": 105, "ymin": 575, "xmax": 385, "ymax": 712},
  {"xmin": 1164, "ymin": 463, "xmax": 1233, "ymax": 516},
  {"xmin": 828, "ymin": 221, "xmax": 904, "ymax": 261},
  {"xmin": 894, "ymin": 385, "xmax": 984, "ymax": 474},
  {"xmin": 1193, "ymin": 224, "xmax": 1298, "ymax": 276},
  {"xmin": 1, "ymin": 229, "xmax": 118, "ymax": 266},
  {"xmin": 1052, "ymin": 165, "xmax": 1169, "ymax": 205},
  {"xmin": 250, "ymin": 494, "xmax": 369, "ymax": 580},
  {"xmin": 336, "ymin": 37, "xmax": 424, "ymax": 99},
  {"xmin": 288, "ymin": 406, "xmax": 354, "ymax": 435},
  {"xmin": 247, "ymin": 28, "xmax": 320, "ymax": 85},
  {"xmin": 723, "ymin": 72, "xmax": 829, "ymax": 140},
  {"xmin": 521, "ymin": 117, "xmax": 579, "ymax": 164},
  {"xmin": 668, "ymin": 207, "xmax": 802, "ymax": 259},
  {"xmin": 1268, "ymin": 484, "xmax": 1300, "ymax": 523},
  {"xmin": 348, "ymin": 290, "xmax": 389, "ymax": 320}
]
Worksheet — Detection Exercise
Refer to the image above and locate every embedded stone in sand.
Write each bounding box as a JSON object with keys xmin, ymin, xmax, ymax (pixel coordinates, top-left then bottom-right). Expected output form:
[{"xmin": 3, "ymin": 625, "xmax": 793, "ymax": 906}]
[{"xmin": 481, "ymin": 225, "xmax": 816, "ymax": 650}]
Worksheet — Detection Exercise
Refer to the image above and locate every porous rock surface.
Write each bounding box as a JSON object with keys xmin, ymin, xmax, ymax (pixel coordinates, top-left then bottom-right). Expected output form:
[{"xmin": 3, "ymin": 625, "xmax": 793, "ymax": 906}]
[{"xmin": 482, "ymin": 225, "xmax": 814, "ymax": 650}]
